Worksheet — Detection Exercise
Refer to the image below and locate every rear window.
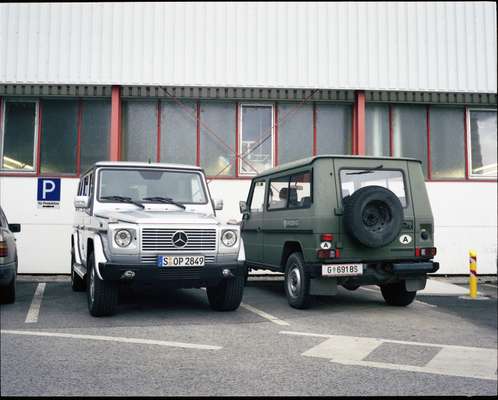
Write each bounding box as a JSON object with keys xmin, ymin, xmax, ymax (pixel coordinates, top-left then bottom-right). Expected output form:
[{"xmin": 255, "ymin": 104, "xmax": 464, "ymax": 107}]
[{"xmin": 340, "ymin": 168, "xmax": 407, "ymax": 207}]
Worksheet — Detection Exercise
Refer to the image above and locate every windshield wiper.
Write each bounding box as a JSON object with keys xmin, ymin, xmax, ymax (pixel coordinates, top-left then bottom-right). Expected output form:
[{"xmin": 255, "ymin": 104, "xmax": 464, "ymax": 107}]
[
  {"xmin": 346, "ymin": 164, "xmax": 384, "ymax": 175},
  {"xmin": 100, "ymin": 195, "xmax": 145, "ymax": 209},
  {"xmin": 142, "ymin": 196, "xmax": 186, "ymax": 210}
]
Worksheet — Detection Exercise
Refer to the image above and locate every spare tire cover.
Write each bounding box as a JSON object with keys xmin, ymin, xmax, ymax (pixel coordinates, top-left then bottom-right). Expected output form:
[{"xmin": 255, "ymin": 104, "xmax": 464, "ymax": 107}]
[{"xmin": 343, "ymin": 185, "xmax": 403, "ymax": 248}]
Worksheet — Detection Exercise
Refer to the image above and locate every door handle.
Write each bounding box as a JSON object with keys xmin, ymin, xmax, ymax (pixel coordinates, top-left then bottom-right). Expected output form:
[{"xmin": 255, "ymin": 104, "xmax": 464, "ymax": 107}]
[{"xmin": 257, "ymin": 226, "xmax": 262, "ymax": 232}]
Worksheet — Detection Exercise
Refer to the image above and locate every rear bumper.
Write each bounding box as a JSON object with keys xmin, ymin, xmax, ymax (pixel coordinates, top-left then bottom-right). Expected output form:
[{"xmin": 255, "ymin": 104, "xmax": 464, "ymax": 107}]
[
  {"xmin": 306, "ymin": 261, "xmax": 439, "ymax": 284},
  {"xmin": 98, "ymin": 261, "xmax": 245, "ymax": 288},
  {"xmin": 0, "ymin": 262, "xmax": 16, "ymax": 285}
]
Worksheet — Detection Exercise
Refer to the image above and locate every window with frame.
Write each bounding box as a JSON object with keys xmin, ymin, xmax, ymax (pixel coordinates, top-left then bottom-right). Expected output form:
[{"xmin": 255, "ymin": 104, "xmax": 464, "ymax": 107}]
[
  {"xmin": 315, "ymin": 103, "xmax": 352, "ymax": 155},
  {"xmin": 1, "ymin": 101, "xmax": 37, "ymax": 171},
  {"xmin": 366, "ymin": 104, "xmax": 390, "ymax": 156},
  {"xmin": 391, "ymin": 105, "xmax": 428, "ymax": 177},
  {"xmin": 288, "ymin": 171, "xmax": 312, "ymax": 209},
  {"xmin": 40, "ymin": 100, "xmax": 79, "ymax": 174},
  {"xmin": 249, "ymin": 180, "xmax": 266, "ymax": 212},
  {"xmin": 430, "ymin": 107, "xmax": 465, "ymax": 179},
  {"xmin": 267, "ymin": 175, "xmax": 290, "ymax": 210},
  {"xmin": 469, "ymin": 109, "xmax": 497, "ymax": 179},
  {"xmin": 278, "ymin": 103, "xmax": 313, "ymax": 164},
  {"xmin": 122, "ymin": 100, "xmax": 158, "ymax": 163},
  {"xmin": 240, "ymin": 105, "xmax": 273, "ymax": 175}
]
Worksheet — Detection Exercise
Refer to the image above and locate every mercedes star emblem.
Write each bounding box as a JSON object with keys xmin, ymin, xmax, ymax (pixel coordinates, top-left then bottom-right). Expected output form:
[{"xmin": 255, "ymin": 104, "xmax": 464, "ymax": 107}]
[{"xmin": 172, "ymin": 231, "xmax": 188, "ymax": 248}]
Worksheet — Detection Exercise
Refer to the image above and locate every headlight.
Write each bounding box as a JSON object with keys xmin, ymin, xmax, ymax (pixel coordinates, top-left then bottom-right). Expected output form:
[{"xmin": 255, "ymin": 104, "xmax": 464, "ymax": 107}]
[
  {"xmin": 114, "ymin": 229, "xmax": 132, "ymax": 247},
  {"xmin": 221, "ymin": 229, "xmax": 237, "ymax": 247}
]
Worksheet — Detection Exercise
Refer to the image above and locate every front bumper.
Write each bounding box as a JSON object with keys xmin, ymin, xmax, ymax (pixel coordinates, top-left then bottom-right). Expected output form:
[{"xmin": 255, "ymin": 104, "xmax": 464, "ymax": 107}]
[
  {"xmin": 98, "ymin": 261, "xmax": 245, "ymax": 288},
  {"xmin": 0, "ymin": 262, "xmax": 16, "ymax": 285}
]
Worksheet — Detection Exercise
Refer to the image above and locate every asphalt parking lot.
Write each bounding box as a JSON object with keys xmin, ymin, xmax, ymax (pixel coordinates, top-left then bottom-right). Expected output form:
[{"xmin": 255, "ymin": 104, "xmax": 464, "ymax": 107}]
[{"xmin": 1, "ymin": 276, "xmax": 497, "ymax": 396}]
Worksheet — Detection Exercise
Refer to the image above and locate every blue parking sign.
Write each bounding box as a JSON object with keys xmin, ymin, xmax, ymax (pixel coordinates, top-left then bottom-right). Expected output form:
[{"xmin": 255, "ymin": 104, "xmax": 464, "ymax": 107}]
[{"xmin": 37, "ymin": 178, "xmax": 61, "ymax": 202}]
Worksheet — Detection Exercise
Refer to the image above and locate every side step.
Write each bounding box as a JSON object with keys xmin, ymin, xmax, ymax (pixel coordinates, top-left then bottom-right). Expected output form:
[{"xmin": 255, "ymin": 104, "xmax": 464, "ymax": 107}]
[{"xmin": 73, "ymin": 263, "xmax": 87, "ymax": 279}]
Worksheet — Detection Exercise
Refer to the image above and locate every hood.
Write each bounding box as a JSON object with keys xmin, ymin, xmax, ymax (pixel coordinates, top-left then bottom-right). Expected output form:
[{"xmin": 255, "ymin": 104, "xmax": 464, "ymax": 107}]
[{"xmin": 95, "ymin": 209, "xmax": 219, "ymax": 225}]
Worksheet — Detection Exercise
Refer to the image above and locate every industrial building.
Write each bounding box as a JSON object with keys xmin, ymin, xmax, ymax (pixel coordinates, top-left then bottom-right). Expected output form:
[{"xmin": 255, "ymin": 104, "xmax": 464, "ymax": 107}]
[{"xmin": 0, "ymin": 2, "xmax": 496, "ymax": 274}]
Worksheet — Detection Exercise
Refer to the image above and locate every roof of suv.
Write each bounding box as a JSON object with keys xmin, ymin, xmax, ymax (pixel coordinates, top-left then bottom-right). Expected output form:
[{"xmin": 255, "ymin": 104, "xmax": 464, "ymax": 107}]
[
  {"xmin": 256, "ymin": 154, "xmax": 421, "ymax": 178},
  {"xmin": 82, "ymin": 161, "xmax": 203, "ymax": 176}
]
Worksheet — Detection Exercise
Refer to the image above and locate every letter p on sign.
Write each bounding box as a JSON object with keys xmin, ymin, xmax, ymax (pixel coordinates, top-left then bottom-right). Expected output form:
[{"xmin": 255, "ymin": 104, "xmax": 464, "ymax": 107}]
[{"xmin": 37, "ymin": 178, "xmax": 61, "ymax": 201}]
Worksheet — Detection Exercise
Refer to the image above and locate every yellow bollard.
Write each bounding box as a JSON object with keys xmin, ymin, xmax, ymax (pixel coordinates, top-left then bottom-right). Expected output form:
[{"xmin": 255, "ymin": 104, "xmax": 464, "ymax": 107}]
[{"xmin": 469, "ymin": 250, "xmax": 478, "ymax": 298}]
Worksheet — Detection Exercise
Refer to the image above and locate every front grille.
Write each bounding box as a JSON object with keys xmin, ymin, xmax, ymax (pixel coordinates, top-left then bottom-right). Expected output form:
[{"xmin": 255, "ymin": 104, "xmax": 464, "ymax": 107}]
[
  {"xmin": 140, "ymin": 255, "xmax": 216, "ymax": 265},
  {"xmin": 158, "ymin": 267, "xmax": 203, "ymax": 281},
  {"xmin": 141, "ymin": 228, "xmax": 217, "ymax": 252}
]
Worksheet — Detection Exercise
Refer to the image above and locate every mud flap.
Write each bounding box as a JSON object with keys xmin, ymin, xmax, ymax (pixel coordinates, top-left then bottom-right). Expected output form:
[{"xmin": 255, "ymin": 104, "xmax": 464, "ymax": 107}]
[
  {"xmin": 310, "ymin": 278, "xmax": 338, "ymax": 296},
  {"xmin": 405, "ymin": 276, "xmax": 427, "ymax": 292}
]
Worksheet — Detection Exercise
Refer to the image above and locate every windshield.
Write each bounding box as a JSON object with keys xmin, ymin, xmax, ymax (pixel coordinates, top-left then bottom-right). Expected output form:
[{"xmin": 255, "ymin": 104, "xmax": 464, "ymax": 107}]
[
  {"xmin": 98, "ymin": 169, "xmax": 207, "ymax": 204},
  {"xmin": 340, "ymin": 168, "xmax": 408, "ymax": 207}
]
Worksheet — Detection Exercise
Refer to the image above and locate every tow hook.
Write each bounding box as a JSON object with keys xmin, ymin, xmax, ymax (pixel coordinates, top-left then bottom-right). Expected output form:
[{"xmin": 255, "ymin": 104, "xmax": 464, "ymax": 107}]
[
  {"xmin": 222, "ymin": 269, "xmax": 235, "ymax": 278},
  {"xmin": 121, "ymin": 270, "xmax": 136, "ymax": 280}
]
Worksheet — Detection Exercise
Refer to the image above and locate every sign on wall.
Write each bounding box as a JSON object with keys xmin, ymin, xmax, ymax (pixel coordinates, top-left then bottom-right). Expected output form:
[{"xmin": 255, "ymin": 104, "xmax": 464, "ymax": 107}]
[{"xmin": 37, "ymin": 178, "xmax": 61, "ymax": 209}]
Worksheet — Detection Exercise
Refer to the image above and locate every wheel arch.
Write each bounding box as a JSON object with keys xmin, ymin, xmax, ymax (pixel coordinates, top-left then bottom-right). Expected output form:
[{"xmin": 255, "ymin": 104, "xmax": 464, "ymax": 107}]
[{"xmin": 280, "ymin": 241, "xmax": 304, "ymax": 269}]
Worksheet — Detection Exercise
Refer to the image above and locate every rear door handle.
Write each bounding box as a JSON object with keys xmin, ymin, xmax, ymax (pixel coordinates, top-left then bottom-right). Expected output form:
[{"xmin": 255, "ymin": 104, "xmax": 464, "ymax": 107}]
[{"xmin": 257, "ymin": 226, "xmax": 262, "ymax": 232}]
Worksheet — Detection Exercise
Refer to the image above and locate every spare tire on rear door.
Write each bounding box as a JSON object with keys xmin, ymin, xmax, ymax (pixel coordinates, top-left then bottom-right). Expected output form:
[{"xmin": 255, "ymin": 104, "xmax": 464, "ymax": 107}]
[{"xmin": 343, "ymin": 185, "xmax": 403, "ymax": 248}]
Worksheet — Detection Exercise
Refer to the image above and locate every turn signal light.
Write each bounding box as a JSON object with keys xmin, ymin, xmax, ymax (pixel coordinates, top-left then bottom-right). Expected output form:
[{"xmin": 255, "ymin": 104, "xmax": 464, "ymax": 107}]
[
  {"xmin": 416, "ymin": 247, "xmax": 437, "ymax": 257},
  {"xmin": 0, "ymin": 241, "xmax": 7, "ymax": 257},
  {"xmin": 317, "ymin": 249, "xmax": 338, "ymax": 259},
  {"xmin": 321, "ymin": 234, "xmax": 334, "ymax": 242}
]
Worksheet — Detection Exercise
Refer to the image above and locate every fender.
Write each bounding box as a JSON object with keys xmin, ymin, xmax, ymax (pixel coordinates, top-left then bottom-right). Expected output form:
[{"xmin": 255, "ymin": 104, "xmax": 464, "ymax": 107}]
[
  {"xmin": 72, "ymin": 230, "xmax": 83, "ymax": 265},
  {"xmin": 88, "ymin": 233, "xmax": 108, "ymax": 281},
  {"xmin": 237, "ymin": 237, "xmax": 246, "ymax": 262}
]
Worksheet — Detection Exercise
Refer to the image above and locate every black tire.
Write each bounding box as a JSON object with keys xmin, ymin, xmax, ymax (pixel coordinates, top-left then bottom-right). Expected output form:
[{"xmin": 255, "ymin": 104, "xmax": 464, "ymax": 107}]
[
  {"xmin": 343, "ymin": 185, "xmax": 403, "ymax": 248},
  {"xmin": 284, "ymin": 252, "xmax": 311, "ymax": 309},
  {"xmin": 0, "ymin": 276, "xmax": 16, "ymax": 304},
  {"xmin": 71, "ymin": 249, "xmax": 86, "ymax": 292},
  {"xmin": 207, "ymin": 267, "xmax": 245, "ymax": 311},
  {"xmin": 380, "ymin": 281, "xmax": 417, "ymax": 306},
  {"xmin": 87, "ymin": 251, "xmax": 118, "ymax": 317}
]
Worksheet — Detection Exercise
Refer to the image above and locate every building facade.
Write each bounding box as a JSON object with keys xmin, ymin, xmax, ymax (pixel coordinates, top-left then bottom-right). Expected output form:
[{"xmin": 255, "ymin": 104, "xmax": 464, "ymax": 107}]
[{"xmin": 0, "ymin": 2, "xmax": 496, "ymax": 274}]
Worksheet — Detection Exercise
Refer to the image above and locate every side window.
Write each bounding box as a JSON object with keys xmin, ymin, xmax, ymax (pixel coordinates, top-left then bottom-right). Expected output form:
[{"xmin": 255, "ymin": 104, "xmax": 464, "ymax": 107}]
[
  {"xmin": 249, "ymin": 181, "xmax": 266, "ymax": 212},
  {"xmin": 267, "ymin": 176, "xmax": 290, "ymax": 210},
  {"xmin": 289, "ymin": 171, "xmax": 312, "ymax": 209},
  {"xmin": 82, "ymin": 176, "xmax": 89, "ymax": 196}
]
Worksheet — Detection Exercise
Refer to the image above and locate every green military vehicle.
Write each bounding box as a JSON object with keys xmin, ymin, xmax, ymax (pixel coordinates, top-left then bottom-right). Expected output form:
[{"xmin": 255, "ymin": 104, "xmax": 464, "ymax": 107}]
[{"xmin": 240, "ymin": 155, "xmax": 439, "ymax": 309}]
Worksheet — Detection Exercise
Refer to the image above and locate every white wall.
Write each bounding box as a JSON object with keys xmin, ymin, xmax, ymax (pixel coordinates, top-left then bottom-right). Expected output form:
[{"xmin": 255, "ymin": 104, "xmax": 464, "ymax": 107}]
[
  {"xmin": 0, "ymin": 177, "xmax": 496, "ymax": 275},
  {"xmin": 1, "ymin": 2, "xmax": 496, "ymax": 93}
]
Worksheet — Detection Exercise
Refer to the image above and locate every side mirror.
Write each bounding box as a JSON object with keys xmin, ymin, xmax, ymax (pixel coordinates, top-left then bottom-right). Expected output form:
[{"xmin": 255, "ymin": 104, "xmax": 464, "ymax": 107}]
[
  {"xmin": 8, "ymin": 224, "xmax": 21, "ymax": 233},
  {"xmin": 74, "ymin": 195, "xmax": 90, "ymax": 209},
  {"xmin": 213, "ymin": 199, "xmax": 223, "ymax": 211},
  {"xmin": 239, "ymin": 201, "xmax": 248, "ymax": 213}
]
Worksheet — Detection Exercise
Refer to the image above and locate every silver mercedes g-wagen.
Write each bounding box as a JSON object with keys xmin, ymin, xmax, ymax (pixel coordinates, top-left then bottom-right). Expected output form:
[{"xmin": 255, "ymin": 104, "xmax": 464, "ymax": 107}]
[{"xmin": 71, "ymin": 162, "xmax": 246, "ymax": 317}]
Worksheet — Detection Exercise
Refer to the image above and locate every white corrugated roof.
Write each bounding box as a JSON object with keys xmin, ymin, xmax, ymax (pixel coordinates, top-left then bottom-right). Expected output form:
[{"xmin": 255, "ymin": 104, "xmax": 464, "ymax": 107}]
[{"xmin": 0, "ymin": 2, "xmax": 496, "ymax": 93}]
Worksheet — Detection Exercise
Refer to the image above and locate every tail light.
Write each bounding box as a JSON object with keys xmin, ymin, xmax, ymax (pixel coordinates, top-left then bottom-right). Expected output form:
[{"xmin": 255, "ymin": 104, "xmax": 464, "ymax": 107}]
[
  {"xmin": 321, "ymin": 233, "xmax": 334, "ymax": 242},
  {"xmin": 317, "ymin": 249, "xmax": 339, "ymax": 259},
  {"xmin": 0, "ymin": 241, "xmax": 7, "ymax": 257},
  {"xmin": 416, "ymin": 247, "xmax": 437, "ymax": 257}
]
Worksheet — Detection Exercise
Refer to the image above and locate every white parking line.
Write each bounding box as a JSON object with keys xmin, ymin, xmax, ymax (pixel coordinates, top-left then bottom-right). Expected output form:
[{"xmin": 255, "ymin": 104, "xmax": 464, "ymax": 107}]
[
  {"xmin": 1, "ymin": 330, "xmax": 222, "ymax": 350},
  {"xmin": 240, "ymin": 303, "xmax": 290, "ymax": 326},
  {"xmin": 360, "ymin": 286, "xmax": 437, "ymax": 308},
  {"xmin": 25, "ymin": 283, "xmax": 46, "ymax": 323},
  {"xmin": 280, "ymin": 330, "xmax": 498, "ymax": 381}
]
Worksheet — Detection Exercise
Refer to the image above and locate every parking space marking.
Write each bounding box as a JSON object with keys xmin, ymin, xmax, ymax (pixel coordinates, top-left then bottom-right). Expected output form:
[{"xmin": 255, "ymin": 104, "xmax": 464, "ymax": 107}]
[
  {"xmin": 1, "ymin": 330, "xmax": 222, "ymax": 350},
  {"xmin": 280, "ymin": 331, "xmax": 498, "ymax": 381},
  {"xmin": 240, "ymin": 303, "xmax": 290, "ymax": 326},
  {"xmin": 360, "ymin": 286, "xmax": 437, "ymax": 308},
  {"xmin": 25, "ymin": 283, "xmax": 46, "ymax": 323}
]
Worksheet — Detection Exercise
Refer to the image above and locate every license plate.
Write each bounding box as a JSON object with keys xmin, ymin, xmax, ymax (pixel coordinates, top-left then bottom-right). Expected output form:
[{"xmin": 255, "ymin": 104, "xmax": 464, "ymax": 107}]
[
  {"xmin": 157, "ymin": 255, "xmax": 205, "ymax": 267},
  {"xmin": 322, "ymin": 264, "xmax": 363, "ymax": 277}
]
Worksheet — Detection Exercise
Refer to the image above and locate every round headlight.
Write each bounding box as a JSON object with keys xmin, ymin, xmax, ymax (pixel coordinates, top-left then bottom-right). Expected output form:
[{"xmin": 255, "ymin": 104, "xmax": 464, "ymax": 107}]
[
  {"xmin": 221, "ymin": 230, "xmax": 237, "ymax": 247},
  {"xmin": 114, "ymin": 229, "xmax": 132, "ymax": 247}
]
